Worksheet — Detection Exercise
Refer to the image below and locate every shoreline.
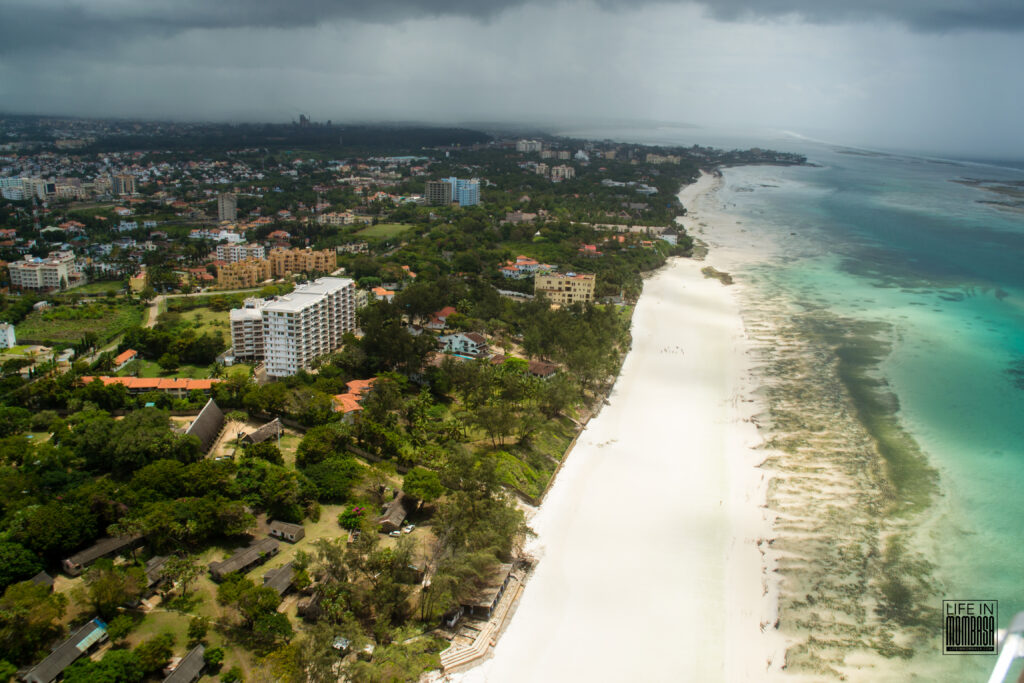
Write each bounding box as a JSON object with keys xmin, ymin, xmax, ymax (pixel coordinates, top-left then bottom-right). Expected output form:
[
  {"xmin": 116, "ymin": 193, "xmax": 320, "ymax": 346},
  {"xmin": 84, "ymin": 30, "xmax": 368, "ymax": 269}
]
[{"xmin": 452, "ymin": 171, "xmax": 783, "ymax": 681}]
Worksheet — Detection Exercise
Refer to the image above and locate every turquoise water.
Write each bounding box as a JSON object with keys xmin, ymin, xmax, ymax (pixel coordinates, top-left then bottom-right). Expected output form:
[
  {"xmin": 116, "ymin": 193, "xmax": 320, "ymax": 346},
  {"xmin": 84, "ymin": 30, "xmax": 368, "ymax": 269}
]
[
  {"xmin": 561, "ymin": 125, "xmax": 1024, "ymax": 677},
  {"xmin": 716, "ymin": 148, "xmax": 1024, "ymax": 678}
]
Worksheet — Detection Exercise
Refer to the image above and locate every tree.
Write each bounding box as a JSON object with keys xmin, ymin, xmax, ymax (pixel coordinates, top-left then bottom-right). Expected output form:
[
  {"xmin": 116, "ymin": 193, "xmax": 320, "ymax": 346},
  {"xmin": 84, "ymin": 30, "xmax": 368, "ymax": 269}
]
[
  {"xmin": 0, "ymin": 406, "xmax": 31, "ymax": 437},
  {"xmin": 188, "ymin": 616, "xmax": 210, "ymax": 647},
  {"xmin": 12, "ymin": 502, "xmax": 98, "ymax": 562},
  {"xmin": 402, "ymin": 467, "xmax": 445, "ymax": 505},
  {"xmin": 63, "ymin": 649, "xmax": 144, "ymax": 683},
  {"xmin": 79, "ymin": 559, "xmax": 146, "ymax": 620},
  {"xmin": 157, "ymin": 353, "xmax": 180, "ymax": 372},
  {"xmin": 0, "ymin": 580, "xmax": 68, "ymax": 664},
  {"xmin": 105, "ymin": 614, "xmax": 139, "ymax": 643},
  {"xmin": 295, "ymin": 424, "xmax": 353, "ymax": 469},
  {"xmin": 203, "ymin": 646, "xmax": 225, "ymax": 668},
  {"xmin": 134, "ymin": 632, "xmax": 175, "ymax": 674},
  {"xmin": 0, "ymin": 541, "xmax": 43, "ymax": 591},
  {"xmin": 303, "ymin": 456, "xmax": 362, "ymax": 503},
  {"xmin": 221, "ymin": 665, "xmax": 244, "ymax": 683},
  {"xmin": 243, "ymin": 441, "xmax": 284, "ymax": 466},
  {"xmin": 163, "ymin": 554, "xmax": 201, "ymax": 599}
]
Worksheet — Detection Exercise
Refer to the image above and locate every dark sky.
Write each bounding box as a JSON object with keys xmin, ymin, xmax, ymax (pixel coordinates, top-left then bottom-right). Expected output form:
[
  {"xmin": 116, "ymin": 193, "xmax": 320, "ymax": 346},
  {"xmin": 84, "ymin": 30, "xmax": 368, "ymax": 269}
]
[{"xmin": 2, "ymin": 0, "xmax": 1023, "ymax": 155}]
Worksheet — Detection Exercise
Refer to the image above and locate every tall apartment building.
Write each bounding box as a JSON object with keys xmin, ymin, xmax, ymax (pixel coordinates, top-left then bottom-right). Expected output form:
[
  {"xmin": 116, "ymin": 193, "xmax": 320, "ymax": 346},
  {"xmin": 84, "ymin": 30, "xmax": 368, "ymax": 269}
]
[
  {"xmin": 0, "ymin": 178, "xmax": 24, "ymax": 200},
  {"xmin": 229, "ymin": 277, "xmax": 356, "ymax": 378},
  {"xmin": 551, "ymin": 165, "xmax": 575, "ymax": 181},
  {"xmin": 447, "ymin": 177, "xmax": 480, "ymax": 206},
  {"xmin": 424, "ymin": 180, "xmax": 453, "ymax": 206},
  {"xmin": 268, "ymin": 247, "xmax": 336, "ymax": 277},
  {"xmin": 424, "ymin": 177, "xmax": 480, "ymax": 207},
  {"xmin": 216, "ymin": 243, "xmax": 265, "ymax": 263},
  {"xmin": 516, "ymin": 139, "xmax": 543, "ymax": 153},
  {"xmin": 216, "ymin": 259, "xmax": 272, "ymax": 289},
  {"xmin": 20, "ymin": 178, "xmax": 49, "ymax": 200},
  {"xmin": 8, "ymin": 251, "xmax": 82, "ymax": 291},
  {"xmin": 534, "ymin": 271, "xmax": 596, "ymax": 306},
  {"xmin": 218, "ymin": 193, "xmax": 238, "ymax": 222},
  {"xmin": 229, "ymin": 298, "xmax": 266, "ymax": 360},
  {"xmin": 112, "ymin": 174, "xmax": 136, "ymax": 196}
]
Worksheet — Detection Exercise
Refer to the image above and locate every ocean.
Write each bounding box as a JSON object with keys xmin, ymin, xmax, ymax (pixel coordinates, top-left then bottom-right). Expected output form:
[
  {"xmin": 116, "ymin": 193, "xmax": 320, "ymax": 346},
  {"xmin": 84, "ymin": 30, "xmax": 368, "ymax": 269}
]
[{"xmin": 564, "ymin": 126, "xmax": 1024, "ymax": 680}]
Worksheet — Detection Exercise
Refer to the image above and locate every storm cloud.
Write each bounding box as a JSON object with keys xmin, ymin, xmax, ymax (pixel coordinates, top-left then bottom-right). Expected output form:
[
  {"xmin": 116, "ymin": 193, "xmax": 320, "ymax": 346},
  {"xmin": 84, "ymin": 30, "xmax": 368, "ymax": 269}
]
[
  {"xmin": 1, "ymin": 0, "xmax": 1023, "ymax": 157},
  {"xmin": 3, "ymin": 0, "xmax": 1024, "ymax": 56}
]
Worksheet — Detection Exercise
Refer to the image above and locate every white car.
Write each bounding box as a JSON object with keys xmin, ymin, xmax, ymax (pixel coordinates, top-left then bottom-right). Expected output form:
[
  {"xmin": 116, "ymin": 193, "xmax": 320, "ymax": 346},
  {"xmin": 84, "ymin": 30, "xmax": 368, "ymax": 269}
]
[
  {"xmin": 389, "ymin": 530, "xmax": 401, "ymax": 537},
  {"xmin": 403, "ymin": 525, "xmax": 416, "ymax": 534}
]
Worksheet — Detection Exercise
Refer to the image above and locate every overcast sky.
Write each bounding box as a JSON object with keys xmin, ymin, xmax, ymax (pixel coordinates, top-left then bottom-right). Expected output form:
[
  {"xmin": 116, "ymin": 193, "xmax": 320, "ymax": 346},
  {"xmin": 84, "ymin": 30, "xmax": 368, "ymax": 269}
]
[{"xmin": 2, "ymin": 0, "xmax": 1023, "ymax": 156}]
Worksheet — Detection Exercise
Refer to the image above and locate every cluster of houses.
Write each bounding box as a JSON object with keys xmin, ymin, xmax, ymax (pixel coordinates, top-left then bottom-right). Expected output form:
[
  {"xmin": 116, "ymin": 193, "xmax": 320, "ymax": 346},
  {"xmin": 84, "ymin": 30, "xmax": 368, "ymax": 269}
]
[{"xmin": 500, "ymin": 255, "xmax": 556, "ymax": 280}]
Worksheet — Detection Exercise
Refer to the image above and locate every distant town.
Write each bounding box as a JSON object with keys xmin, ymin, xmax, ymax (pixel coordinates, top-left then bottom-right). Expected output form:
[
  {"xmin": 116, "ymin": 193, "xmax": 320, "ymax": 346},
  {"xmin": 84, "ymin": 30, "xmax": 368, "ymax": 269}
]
[{"xmin": 0, "ymin": 114, "xmax": 804, "ymax": 683}]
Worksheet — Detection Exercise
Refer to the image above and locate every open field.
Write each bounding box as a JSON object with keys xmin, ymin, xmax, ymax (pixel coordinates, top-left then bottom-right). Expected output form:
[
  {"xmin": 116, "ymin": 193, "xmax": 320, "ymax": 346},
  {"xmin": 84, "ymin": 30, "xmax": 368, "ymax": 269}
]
[
  {"xmin": 161, "ymin": 305, "xmax": 230, "ymax": 343},
  {"xmin": 64, "ymin": 280, "xmax": 126, "ymax": 295},
  {"xmin": 126, "ymin": 359, "xmax": 214, "ymax": 379},
  {"xmin": 16, "ymin": 301, "xmax": 145, "ymax": 345},
  {"xmin": 355, "ymin": 222, "xmax": 412, "ymax": 239}
]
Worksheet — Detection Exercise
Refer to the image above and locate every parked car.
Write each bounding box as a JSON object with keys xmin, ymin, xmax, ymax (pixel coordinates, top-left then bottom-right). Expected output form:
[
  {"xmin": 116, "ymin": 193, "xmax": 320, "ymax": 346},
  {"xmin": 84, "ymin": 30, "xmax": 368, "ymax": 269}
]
[
  {"xmin": 389, "ymin": 530, "xmax": 401, "ymax": 537},
  {"xmin": 403, "ymin": 524, "xmax": 415, "ymax": 534}
]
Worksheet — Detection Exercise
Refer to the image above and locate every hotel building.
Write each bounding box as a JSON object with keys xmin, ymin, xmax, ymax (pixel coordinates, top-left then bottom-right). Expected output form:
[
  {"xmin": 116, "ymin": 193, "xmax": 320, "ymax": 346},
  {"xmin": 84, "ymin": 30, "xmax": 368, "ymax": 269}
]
[
  {"xmin": 216, "ymin": 259, "xmax": 272, "ymax": 289},
  {"xmin": 230, "ymin": 277, "xmax": 356, "ymax": 378},
  {"xmin": 8, "ymin": 251, "xmax": 83, "ymax": 291},
  {"xmin": 268, "ymin": 247, "xmax": 336, "ymax": 278},
  {"xmin": 534, "ymin": 271, "xmax": 596, "ymax": 306},
  {"xmin": 216, "ymin": 243, "xmax": 266, "ymax": 263}
]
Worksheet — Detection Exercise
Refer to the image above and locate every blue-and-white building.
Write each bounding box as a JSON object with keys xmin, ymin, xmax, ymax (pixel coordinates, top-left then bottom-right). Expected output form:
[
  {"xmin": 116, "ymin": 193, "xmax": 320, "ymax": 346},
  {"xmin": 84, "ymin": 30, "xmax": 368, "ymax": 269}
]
[{"xmin": 445, "ymin": 177, "xmax": 480, "ymax": 207}]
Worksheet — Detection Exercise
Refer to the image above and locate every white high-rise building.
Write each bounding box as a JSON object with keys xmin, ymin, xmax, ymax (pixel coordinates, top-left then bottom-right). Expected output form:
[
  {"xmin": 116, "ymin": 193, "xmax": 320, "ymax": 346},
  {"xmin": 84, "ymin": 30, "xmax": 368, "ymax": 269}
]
[
  {"xmin": 229, "ymin": 298, "xmax": 266, "ymax": 361},
  {"xmin": 216, "ymin": 243, "xmax": 265, "ymax": 263},
  {"xmin": 229, "ymin": 277, "xmax": 356, "ymax": 378}
]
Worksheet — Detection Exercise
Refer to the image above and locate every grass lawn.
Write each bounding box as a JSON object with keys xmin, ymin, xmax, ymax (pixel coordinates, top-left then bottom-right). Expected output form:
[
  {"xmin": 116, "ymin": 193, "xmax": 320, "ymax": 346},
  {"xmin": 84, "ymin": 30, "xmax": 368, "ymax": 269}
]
[
  {"xmin": 278, "ymin": 433, "xmax": 302, "ymax": 467},
  {"xmin": 126, "ymin": 359, "xmax": 214, "ymax": 379},
  {"xmin": 355, "ymin": 222, "xmax": 412, "ymax": 239},
  {"xmin": 65, "ymin": 280, "xmax": 126, "ymax": 295},
  {"xmin": 16, "ymin": 301, "xmax": 145, "ymax": 345},
  {"xmin": 226, "ymin": 363, "xmax": 252, "ymax": 380},
  {"xmin": 163, "ymin": 306, "xmax": 230, "ymax": 344}
]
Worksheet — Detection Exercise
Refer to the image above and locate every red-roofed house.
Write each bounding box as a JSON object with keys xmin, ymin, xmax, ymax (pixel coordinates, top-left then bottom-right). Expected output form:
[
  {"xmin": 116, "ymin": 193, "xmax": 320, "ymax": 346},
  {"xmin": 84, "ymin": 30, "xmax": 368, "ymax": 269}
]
[
  {"xmin": 332, "ymin": 377, "xmax": 377, "ymax": 421},
  {"xmin": 113, "ymin": 349, "xmax": 137, "ymax": 371},
  {"xmin": 425, "ymin": 305, "xmax": 457, "ymax": 330}
]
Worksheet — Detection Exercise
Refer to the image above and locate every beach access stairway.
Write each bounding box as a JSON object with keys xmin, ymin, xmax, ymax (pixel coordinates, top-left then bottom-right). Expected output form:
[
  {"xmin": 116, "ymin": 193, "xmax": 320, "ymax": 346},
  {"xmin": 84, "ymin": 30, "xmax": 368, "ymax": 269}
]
[{"xmin": 439, "ymin": 573, "xmax": 523, "ymax": 672}]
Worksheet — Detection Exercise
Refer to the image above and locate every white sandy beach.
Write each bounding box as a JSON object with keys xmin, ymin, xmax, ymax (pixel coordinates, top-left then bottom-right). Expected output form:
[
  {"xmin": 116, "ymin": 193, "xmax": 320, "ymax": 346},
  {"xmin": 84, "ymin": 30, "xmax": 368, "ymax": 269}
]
[{"xmin": 460, "ymin": 173, "xmax": 785, "ymax": 682}]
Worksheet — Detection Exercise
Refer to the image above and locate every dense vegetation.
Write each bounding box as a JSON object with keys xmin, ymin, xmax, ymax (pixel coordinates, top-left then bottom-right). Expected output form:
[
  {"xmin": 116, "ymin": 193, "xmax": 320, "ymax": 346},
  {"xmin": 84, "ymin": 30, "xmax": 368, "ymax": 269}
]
[{"xmin": 0, "ymin": 118, "xmax": 807, "ymax": 680}]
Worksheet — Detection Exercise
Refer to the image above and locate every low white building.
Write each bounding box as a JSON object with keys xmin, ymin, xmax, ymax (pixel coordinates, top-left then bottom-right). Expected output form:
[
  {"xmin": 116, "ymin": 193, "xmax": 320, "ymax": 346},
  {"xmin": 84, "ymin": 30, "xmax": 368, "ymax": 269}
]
[
  {"xmin": 0, "ymin": 322, "xmax": 15, "ymax": 349},
  {"xmin": 439, "ymin": 332, "xmax": 489, "ymax": 357}
]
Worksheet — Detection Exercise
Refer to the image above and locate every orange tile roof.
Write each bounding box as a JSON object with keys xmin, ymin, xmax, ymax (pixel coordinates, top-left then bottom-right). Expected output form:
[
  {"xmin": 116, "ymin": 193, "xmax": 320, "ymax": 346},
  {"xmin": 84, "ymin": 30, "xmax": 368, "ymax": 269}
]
[
  {"xmin": 332, "ymin": 394, "xmax": 363, "ymax": 413},
  {"xmin": 114, "ymin": 349, "xmax": 137, "ymax": 365},
  {"xmin": 435, "ymin": 306, "xmax": 457, "ymax": 319},
  {"xmin": 77, "ymin": 376, "xmax": 220, "ymax": 392},
  {"xmin": 346, "ymin": 378, "xmax": 376, "ymax": 396}
]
